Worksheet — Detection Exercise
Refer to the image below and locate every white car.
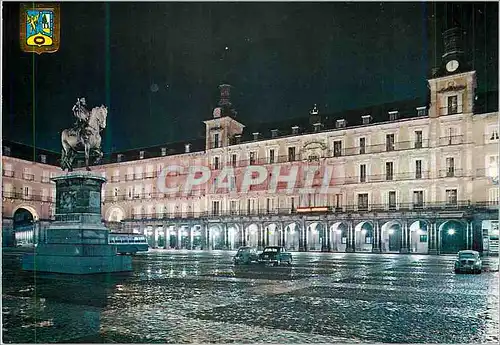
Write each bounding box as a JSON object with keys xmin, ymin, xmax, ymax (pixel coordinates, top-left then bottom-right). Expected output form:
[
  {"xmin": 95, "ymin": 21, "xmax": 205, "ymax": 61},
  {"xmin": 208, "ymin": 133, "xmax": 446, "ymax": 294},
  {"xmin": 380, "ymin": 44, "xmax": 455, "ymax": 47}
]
[{"xmin": 454, "ymin": 250, "xmax": 482, "ymax": 274}]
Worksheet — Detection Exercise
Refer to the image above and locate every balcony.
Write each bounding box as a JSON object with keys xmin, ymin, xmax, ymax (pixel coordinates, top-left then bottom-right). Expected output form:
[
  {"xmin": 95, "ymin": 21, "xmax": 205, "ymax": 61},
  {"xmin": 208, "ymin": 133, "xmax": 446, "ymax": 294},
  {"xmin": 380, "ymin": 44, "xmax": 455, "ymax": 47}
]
[
  {"xmin": 2, "ymin": 191, "xmax": 55, "ymax": 203},
  {"xmin": 439, "ymin": 169, "xmax": 464, "ymax": 178},
  {"xmin": 439, "ymin": 105, "xmax": 463, "ymax": 116},
  {"xmin": 209, "ymin": 141, "xmax": 222, "ymax": 149},
  {"xmin": 122, "ymin": 201, "xmax": 485, "ymax": 221},
  {"xmin": 3, "ymin": 170, "xmax": 14, "ymax": 177},
  {"xmin": 125, "ymin": 174, "xmax": 134, "ymax": 181},
  {"xmin": 134, "ymin": 173, "xmax": 144, "ymax": 180},
  {"xmin": 23, "ymin": 173, "xmax": 34, "ymax": 181},
  {"xmin": 439, "ymin": 135, "xmax": 464, "ymax": 146}
]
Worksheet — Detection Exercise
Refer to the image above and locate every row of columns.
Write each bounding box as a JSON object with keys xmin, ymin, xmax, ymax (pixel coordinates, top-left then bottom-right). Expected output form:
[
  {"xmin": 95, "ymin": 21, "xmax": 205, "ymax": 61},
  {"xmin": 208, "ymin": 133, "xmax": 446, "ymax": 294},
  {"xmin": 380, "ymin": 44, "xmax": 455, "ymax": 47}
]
[{"xmin": 132, "ymin": 218, "xmax": 480, "ymax": 253}]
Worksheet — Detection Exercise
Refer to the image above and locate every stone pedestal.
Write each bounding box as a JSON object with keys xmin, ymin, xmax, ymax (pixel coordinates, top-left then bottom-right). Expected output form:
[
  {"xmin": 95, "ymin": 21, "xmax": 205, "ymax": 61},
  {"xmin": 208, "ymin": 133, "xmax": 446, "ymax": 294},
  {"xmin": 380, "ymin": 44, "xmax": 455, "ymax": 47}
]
[{"xmin": 22, "ymin": 172, "xmax": 132, "ymax": 274}]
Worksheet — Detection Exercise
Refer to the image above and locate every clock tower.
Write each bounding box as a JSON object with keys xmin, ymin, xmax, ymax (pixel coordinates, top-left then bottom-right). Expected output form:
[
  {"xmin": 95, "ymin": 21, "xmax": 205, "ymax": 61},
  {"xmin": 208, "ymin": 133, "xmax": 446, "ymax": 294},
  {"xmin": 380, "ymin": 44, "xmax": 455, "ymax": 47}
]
[{"xmin": 442, "ymin": 27, "xmax": 465, "ymax": 75}]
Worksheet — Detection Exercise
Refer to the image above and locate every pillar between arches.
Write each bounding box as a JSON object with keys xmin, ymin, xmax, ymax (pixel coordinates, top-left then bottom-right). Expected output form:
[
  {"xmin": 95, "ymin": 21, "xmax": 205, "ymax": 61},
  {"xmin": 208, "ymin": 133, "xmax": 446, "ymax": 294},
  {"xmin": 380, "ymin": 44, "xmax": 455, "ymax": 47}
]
[
  {"xmin": 428, "ymin": 221, "xmax": 438, "ymax": 255},
  {"xmin": 400, "ymin": 220, "xmax": 409, "ymax": 254},
  {"xmin": 372, "ymin": 220, "xmax": 381, "ymax": 253},
  {"xmin": 346, "ymin": 220, "xmax": 355, "ymax": 252}
]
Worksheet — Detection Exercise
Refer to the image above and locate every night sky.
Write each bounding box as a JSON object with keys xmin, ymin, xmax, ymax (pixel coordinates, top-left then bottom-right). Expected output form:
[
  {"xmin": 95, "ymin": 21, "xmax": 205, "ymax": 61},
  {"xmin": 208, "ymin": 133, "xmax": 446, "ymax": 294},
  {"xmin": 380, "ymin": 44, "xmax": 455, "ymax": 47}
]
[{"xmin": 2, "ymin": 2, "xmax": 498, "ymax": 153}]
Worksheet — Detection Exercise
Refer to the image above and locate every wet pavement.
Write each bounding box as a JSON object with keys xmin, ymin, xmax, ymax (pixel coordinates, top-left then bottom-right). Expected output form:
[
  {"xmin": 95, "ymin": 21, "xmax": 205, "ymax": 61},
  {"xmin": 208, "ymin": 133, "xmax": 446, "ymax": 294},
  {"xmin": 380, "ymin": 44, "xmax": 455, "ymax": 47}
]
[{"xmin": 2, "ymin": 249, "xmax": 499, "ymax": 343}]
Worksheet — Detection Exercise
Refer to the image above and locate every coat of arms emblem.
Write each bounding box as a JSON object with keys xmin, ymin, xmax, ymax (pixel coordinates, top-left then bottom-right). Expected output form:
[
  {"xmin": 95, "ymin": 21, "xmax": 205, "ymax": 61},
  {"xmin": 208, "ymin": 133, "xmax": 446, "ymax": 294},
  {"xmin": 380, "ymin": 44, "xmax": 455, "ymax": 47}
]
[{"xmin": 20, "ymin": 3, "xmax": 60, "ymax": 54}]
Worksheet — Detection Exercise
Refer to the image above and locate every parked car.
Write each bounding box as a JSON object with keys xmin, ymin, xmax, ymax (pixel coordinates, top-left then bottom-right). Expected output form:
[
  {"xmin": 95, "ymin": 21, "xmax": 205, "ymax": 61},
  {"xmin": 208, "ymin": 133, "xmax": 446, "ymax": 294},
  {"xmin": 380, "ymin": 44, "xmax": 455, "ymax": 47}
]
[
  {"xmin": 233, "ymin": 246, "xmax": 259, "ymax": 265},
  {"xmin": 258, "ymin": 246, "xmax": 293, "ymax": 266},
  {"xmin": 454, "ymin": 250, "xmax": 482, "ymax": 274}
]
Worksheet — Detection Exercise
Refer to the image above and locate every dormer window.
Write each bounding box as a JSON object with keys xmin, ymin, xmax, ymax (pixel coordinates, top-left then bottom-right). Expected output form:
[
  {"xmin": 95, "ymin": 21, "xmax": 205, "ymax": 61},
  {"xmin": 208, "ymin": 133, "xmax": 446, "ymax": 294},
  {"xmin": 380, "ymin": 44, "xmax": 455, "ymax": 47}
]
[
  {"xmin": 4, "ymin": 146, "xmax": 11, "ymax": 156},
  {"xmin": 161, "ymin": 148, "xmax": 167, "ymax": 156},
  {"xmin": 117, "ymin": 154, "xmax": 123, "ymax": 162},
  {"xmin": 416, "ymin": 106, "xmax": 427, "ymax": 117},
  {"xmin": 291, "ymin": 126, "xmax": 299, "ymax": 135},
  {"xmin": 40, "ymin": 154, "xmax": 47, "ymax": 164},
  {"xmin": 234, "ymin": 134, "xmax": 242, "ymax": 144},
  {"xmin": 185, "ymin": 144, "xmax": 191, "ymax": 153},
  {"xmin": 253, "ymin": 132, "xmax": 260, "ymax": 141},
  {"xmin": 336, "ymin": 119, "xmax": 346, "ymax": 129},
  {"xmin": 271, "ymin": 129, "xmax": 278, "ymax": 138},
  {"xmin": 362, "ymin": 115, "xmax": 371, "ymax": 125},
  {"xmin": 389, "ymin": 111, "xmax": 399, "ymax": 121},
  {"xmin": 139, "ymin": 151, "xmax": 145, "ymax": 159},
  {"xmin": 313, "ymin": 123, "xmax": 322, "ymax": 132}
]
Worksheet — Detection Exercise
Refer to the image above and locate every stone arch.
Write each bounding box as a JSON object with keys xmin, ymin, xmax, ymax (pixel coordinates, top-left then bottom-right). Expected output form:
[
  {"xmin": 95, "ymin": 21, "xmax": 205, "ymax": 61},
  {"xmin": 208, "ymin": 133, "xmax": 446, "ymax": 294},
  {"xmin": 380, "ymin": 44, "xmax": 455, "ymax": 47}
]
[
  {"xmin": 330, "ymin": 221, "xmax": 349, "ymax": 252},
  {"xmin": 225, "ymin": 223, "xmax": 240, "ymax": 249},
  {"xmin": 282, "ymin": 221, "xmax": 301, "ymax": 251},
  {"xmin": 12, "ymin": 206, "xmax": 38, "ymax": 245},
  {"xmin": 354, "ymin": 221, "xmax": 374, "ymax": 252},
  {"xmin": 263, "ymin": 222, "xmax": 281, "ymax": 246},
  {"xmin": 408, "ymin": 220, "xmax": 429, "ymax": 254},
  {"xmin": 244, "ymin": 223, "xmax": 261, "ymax": 248},
  {"xmin": 207, "ymin": 223, "xmax": 225, "ymax": 250},
  {"xmin": 12, "ymin": 204, "xmax": 39, "ymax": 220},
  {"xmin": 439, "ymin": 219, "xmax": 467, "ymax": 254},
  {"xmin": 105, "ymin": 205, "xmax": 126, "ymax": 222},
  {"xmin": 381, "ymin": 220, "xmax": 403, "ymax": 253},
  {"xmin": 305, "ymin": 221, "xmax": 327, "ymax": 251}
]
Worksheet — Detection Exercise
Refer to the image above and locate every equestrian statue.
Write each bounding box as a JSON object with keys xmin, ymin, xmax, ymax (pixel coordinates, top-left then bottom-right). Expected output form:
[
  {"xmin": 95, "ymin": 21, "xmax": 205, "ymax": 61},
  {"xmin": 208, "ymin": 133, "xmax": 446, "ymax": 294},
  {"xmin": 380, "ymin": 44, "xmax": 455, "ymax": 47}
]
[{"xmin": 61, "ymin": 97, "xmax": 108, "ymax": 171}]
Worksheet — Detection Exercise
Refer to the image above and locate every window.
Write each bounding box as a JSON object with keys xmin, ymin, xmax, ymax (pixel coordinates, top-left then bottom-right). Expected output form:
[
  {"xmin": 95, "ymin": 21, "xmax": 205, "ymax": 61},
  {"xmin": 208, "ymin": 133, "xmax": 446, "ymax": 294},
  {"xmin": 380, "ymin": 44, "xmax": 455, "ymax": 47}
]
[
  {"xmin": 389, "ymin": 111, "xmax": 398, "ymax": 121},
  {"xmin": 266, "ymin": 198, "xmax": 272, "ymax": 213},
  {"xmin": 249, "ymin": 152, "xmax": 256, "ymax": 165},
  {"xmin": 313, "ymin": 123, "xmax": 322, "ymax": 132},
  {"xmin": 419, "ymin": 235, "xmax": 428, "ymax": 243},
  {"xmin": 388, "ymin": 191, "xmax": 397, "ymax": 210},
  {"xmin": 334, "ymin": 141, "xmax": 342, "ymax": 157},
  {"xmin": 362, "ymin": 115, "xmax": 371, "ymax": 125},
  {"xmin": 42, "ymin": 189, "xmax": 48, "ymax": 201},
  {"xmin": 489, "ymin": 127, "xmax": 499, "ymax": 141},
  {"xmin": 4, "ymin": 146, "xmax": 11, "ymax": 156},
  {"xmin": 247, "ymin": 199, "xmax": 251, "ymax": 214},
  {"xmin": 413, "ymin": 191, "xmax": 424, "ymax": 208},
  {"xmin": 415, "ymin": 160, "xmax": 422, "ymax": 179},
  {"xmin": 231, "ymin": 154, "xmax": 237, "ymax": 168},
  {"xmin": 212, "ymin": 201, "xmax": 220, "ymax": 215},
  {"xmin": 213, "ymin": 157, "xmax": 220, "ymax": 170},
  {"xmin": 139, "ymin": 151, "xmax": 145, "ymax": 159},
  {"xmin": 489, "ymin": 188, "xmax": 499, "ymax": 205},
  {"xmin": 447, "ymin": 95, "xmax": 458, "ymax": 114},
  {"xmin": 292, "ymin": 126, "xmax": 299, "ymax": 135},
  {"xmin": 161, "ymin": 148, "xmax": 167, "ymax": 156},
  {"xmin": 416, "ymin": 107, "xmax": 427, "ymax": 116},
  {"xmin": 365, "ymin": 237, "xmax": 372, "ymax": 244},
  {"xmin": 213, "ymin": 133, "xmax": 220, "ymax": 148},
  {"xmin": 269, "ymin": 149, "xmax": 275, "ymax": 164},
  {"xmin": 386, "ymin": 162, "xmax": 394, "ymax": 181},
  {"xmin": 335, "ymin": 194, "xmax": 342, "ymax": 210},
  {"xmin": 386, "ymin": 134, "xmax": 395, "ymax": 151},
  {"xmin": 446, "ymin": 157, "xmax": 455, "ymax": 177},
  {"xmin": 290, "ymin": 197, "xmax": 295, "ymax": 212},
  {"xmin": 230, "ymin": 200, "xmax": 238, "ymax": 214},
  {"xmin": 359, "ymin": 138, "xmax": 366, "ymax": 154},
  {"xmin": 446, "ymin": 189, "xmax": 458, "ymax": 205},
  {"xmin": 487, "ymin": 156, "xmax": 499, "ymax": 180},
  {"xmin": 23, "ymin": 186, "xmax": 30, "ymax": 199},
  {"xmin": 114, "ymin": 187, "xmax": 119, "ymax": 197},
  {"xmin": 271, "ymin": 129, "xmax": 278, "ymax": 138},
  {"xmin": 40, "ymin": 154, "xmax": 47, "ymax": 163},
  {"xmin": 360, "ymin": 164, "xmax": 367, "ymax": 183},
  {"xmin": 415, "ymin": 131, "xmax": 423, "ymax": 148},
  {"xmin": 288, "ymin": 147, "xmax": 296, "ymax": 161},
  {"xmin": 358, "ymin": 193, "xmax": 369, "ymax": 210}
]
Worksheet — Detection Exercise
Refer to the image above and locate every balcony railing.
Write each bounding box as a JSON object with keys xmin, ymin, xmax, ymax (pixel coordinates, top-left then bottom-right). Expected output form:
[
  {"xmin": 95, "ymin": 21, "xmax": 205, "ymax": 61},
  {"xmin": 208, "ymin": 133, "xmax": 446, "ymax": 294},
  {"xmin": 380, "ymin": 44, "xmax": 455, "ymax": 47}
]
[
  {"xmin": 3, "ymin": 170, "xmax": 14, "ymax": 177},
  {"xmin": 439, "ymin": 135, "xmax": 464, "ymax": 146},
  {"xmin": 2, "ymin": 191, "xmax": 55, "ymax": 203},
  {"xmin": 439, "ymin": 169, "xmax": 464, "ymax": 178},
  {"xmin": 23, "ymin": 173, "xmax": 34, "ymax": 181},
  {"xmin": 209, "ymin": 141, "xmax": 223, "ymax": 149},
  {"xmin": 439, "ymin": 105, "xmax": 464, "ymax": 116},
  {"xmin": 122, "ymin": 200, "xmax": 493, "ymax": 221}
]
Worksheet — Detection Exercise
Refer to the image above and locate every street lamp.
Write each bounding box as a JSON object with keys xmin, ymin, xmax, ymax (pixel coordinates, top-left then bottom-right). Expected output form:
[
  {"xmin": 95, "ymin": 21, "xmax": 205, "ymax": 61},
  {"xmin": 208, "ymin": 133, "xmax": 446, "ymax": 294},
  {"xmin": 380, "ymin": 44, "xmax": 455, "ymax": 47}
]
[{"xmin": 448, "ymin": 229, "xmax": 455, "ymax": 235}]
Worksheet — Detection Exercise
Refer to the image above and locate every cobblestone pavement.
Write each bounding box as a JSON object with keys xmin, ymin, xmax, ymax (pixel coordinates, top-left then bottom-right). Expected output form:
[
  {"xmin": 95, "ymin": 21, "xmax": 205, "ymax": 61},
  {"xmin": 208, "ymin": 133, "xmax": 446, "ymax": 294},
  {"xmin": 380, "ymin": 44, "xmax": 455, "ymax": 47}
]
[{"xmin": 2, "ymin": 249, "xmax": 499, "ymax": 343}]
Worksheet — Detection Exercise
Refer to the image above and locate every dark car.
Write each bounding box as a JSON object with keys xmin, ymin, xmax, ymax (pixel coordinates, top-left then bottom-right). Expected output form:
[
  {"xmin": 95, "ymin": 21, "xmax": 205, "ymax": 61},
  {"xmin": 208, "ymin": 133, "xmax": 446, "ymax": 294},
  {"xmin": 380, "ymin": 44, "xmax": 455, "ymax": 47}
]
[
  {"xmin": 233, "ymin": 246, "xmax": 259, "ymax": 265},
  {"xmin": 454, "ymin": 250, "xmax": 482, "ymax": 274},
  {"xmin": 258, "ymin": 246, "xmax": 292, "ymax": 266}
]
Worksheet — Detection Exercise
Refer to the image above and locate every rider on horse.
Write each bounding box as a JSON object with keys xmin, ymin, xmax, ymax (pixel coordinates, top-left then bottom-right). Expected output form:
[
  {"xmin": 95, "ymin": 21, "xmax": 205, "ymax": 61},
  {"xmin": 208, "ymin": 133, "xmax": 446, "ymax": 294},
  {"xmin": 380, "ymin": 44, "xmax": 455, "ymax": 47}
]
[{"xmin": 72, "ymin": 97, "xmax": 90, "ymax": 143}]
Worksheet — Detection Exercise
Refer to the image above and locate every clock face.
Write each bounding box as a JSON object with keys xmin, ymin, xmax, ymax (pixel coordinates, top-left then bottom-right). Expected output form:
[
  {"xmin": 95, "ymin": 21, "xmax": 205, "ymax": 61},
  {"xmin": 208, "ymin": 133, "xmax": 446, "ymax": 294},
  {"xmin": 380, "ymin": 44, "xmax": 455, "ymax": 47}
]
[{"xmin": 446, "ymin": 60, "xmax": 459, "ymax": 72}]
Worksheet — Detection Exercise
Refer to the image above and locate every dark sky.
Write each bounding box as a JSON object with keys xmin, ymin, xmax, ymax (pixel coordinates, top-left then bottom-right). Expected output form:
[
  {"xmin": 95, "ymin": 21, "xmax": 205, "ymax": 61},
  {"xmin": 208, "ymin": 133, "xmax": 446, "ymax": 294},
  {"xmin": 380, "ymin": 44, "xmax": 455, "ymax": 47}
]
[{"xmin": 2, "ymin": 2, "xmax": 498, "ymax": 153}]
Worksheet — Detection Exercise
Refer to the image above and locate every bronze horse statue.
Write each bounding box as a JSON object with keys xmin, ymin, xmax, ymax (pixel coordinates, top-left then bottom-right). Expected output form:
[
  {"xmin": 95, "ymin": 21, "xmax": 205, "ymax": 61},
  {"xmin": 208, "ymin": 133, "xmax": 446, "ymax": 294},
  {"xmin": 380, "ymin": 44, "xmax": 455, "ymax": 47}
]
[{"xmin": 61, "ymin": 105, "xmax": 107, "ymax": 171}]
